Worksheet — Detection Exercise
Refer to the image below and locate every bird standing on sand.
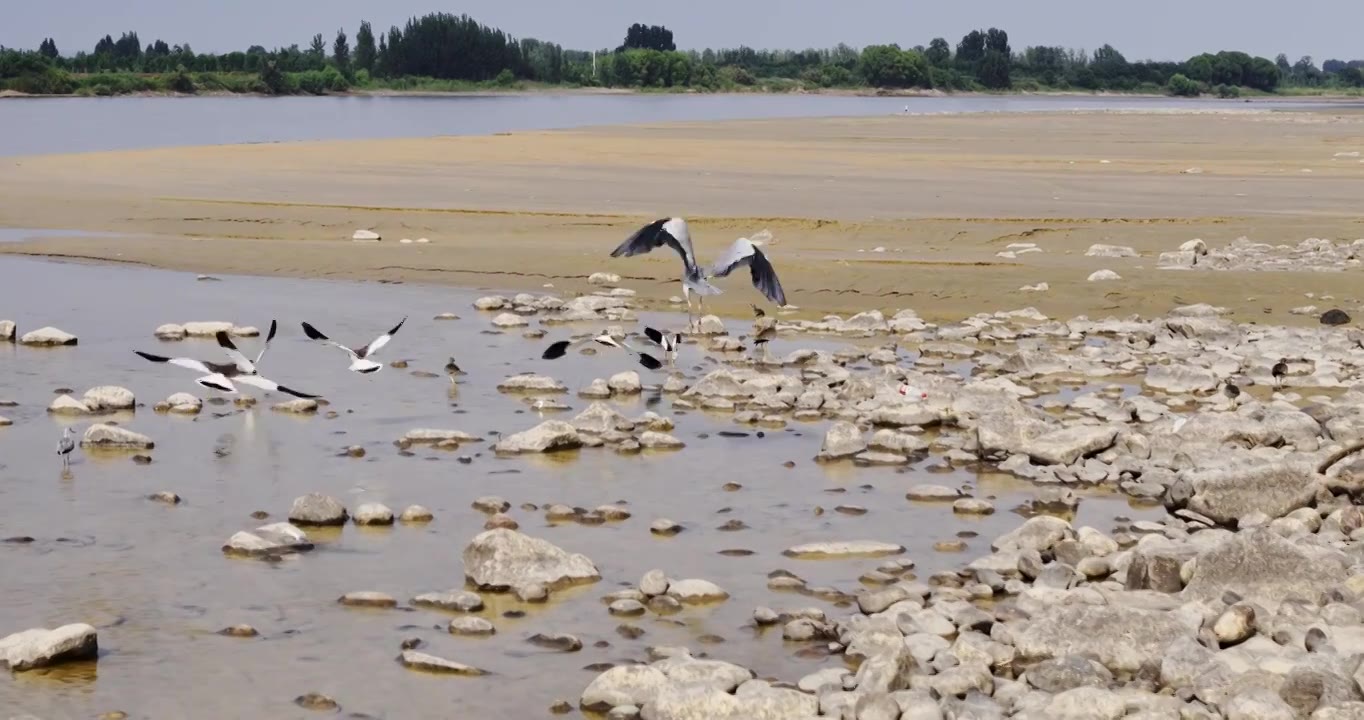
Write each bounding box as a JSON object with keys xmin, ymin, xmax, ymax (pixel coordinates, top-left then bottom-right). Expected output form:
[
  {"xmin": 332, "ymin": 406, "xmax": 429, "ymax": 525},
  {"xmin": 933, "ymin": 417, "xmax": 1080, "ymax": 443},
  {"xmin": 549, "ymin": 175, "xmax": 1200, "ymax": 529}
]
[
  {"xmin": 301, "ymin": 317, "xmax": 406, "ymax": 374},
  {"xmin": 1271, "ymin": 358, "xmax": 1289, "ymax": 389},
  {"xmin": 57, "ymin": 427, "xmax": 75, "ymax": 466},
  {"xmin": 609, "ymin": 218, "xmax": 787, "ymax": 331},
  {"xmin": 1222, "ymin": 381, "xmax": 1242, "ymax": 409},
  {"xmin": 542, "ymin": 332, "xmax": 662, "ymax": 370}
]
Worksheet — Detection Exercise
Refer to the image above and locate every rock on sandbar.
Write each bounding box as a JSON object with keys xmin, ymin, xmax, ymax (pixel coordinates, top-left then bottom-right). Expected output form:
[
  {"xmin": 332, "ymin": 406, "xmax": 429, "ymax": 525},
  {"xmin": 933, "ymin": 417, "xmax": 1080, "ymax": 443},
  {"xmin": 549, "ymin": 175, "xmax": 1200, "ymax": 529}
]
[
  {"xmin": 462, "ymin": 528, "xmax": 600, "ymax": 591},
  {"xmin": 782, "ymin": 541, "xmax": 906, "ymax": 559},
  {"xmin": 19, "ymin": 326, "xmax": 77, "ymax": 346},
  {"xmin": 493, "ymin": 421, "xmax": 582, "ymax": 454},
  {"xmin": 80, "ymin": 424, "xmax": 153, "ymax": 450},
  {"xmin": 0, "ymin": 623, "xmax": 98, "ymax": 671}
]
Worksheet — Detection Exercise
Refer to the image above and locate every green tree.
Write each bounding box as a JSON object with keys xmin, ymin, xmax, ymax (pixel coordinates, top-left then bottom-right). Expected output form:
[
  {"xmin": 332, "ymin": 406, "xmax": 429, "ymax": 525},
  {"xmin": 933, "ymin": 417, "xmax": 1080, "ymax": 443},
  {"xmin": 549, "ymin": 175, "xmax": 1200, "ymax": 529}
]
[
  {"xmin": 333, "ymin": 29, "xmax": 351, "ymax": 78},
  {"xmin": 258, "ymin": 58, "xmax": 287, "ymax": 94},
  {"xmin": 38, "ymin": 38, "xmax": 59, "ymax": 59},
  {"xmin": 859, "ymin": 45, "xmax": 929, "ymax": 88},
  {"xmin": 354, "ymin": 21, "xmax": 376, "ymax": 73},
  {"xmin": 619, "ymin": 24, "xmax": 675, "ymax": 52},
  {"xmin": 977, "ymin": 50, "xmax": 1011, "ymax": 89},
  {"xmin": 956, "ymin": 30, "xmax": 985, "ymax": 66},
  {"xmin": 925, "ymin": 38, "xmax": 951, "ymax": 67},
  {"xmin": 308, "ymin": 34, "xmax": 326, "ymax": 65},
  {"xmin": 1166, "ymin": 73, "xmax": 1200, "ymax": 97}
]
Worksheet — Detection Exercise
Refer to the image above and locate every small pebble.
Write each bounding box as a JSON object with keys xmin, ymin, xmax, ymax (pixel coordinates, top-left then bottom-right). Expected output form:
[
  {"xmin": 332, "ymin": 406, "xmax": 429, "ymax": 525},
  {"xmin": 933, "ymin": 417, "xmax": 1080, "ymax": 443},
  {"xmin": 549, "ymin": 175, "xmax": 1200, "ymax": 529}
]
[
  {"xmin": 337, "ymin": 591, "xmax": 398, "ymax": 608},
  {"xmin": 148, "ymin": 491, "xmax": 181, "ymax": 505},
  {"xmin": 650, "ymin": 519, "xmax": 683, "ymax": 536},
  {"xmin": 294, "ymin": 693, "xmax": 338, "ymax": 711},
  {"xmin": 217, "ymin": 624, "xmax": 258, "ymax": 638}
]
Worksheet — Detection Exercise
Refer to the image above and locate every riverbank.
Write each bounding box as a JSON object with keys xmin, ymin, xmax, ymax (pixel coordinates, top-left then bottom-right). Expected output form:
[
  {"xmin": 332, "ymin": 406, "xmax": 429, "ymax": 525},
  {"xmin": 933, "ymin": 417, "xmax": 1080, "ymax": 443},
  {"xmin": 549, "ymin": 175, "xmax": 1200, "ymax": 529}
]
[{"xmin": 2, "ymin": 109, "xmax": 1363, "ymax": 324}]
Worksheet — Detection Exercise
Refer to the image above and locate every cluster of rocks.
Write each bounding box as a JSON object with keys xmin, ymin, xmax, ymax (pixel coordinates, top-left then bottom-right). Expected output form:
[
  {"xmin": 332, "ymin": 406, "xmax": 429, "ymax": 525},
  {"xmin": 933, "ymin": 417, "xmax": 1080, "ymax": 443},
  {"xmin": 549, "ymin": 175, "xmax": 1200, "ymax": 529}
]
[
  {"xmin": 474, "ymin": 291, "xmax": 636, "ymax": 326},
  {"xmin": 48, "ymin": 385, "xmax": 136, "ymax": 415},
  {"xmin": 153, "ymin": 321, "xmax": 260, "ymax": 341},
  {"xmin": 491, "ymin": 402, "xmax": 683, "ymax": 455},
  {"xmin": 1159, "ymin": 236, "xmax": 1364, "ymax": 272},
  {"xmin": 222, "ymin": 493, "xmax": 433, "ymax": 558}
]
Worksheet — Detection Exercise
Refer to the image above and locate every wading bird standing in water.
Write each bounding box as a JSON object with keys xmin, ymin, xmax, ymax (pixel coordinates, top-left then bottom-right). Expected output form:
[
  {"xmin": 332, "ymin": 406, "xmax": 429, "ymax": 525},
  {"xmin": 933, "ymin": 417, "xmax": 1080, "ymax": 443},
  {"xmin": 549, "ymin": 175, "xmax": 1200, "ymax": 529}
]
[
  {"xmin": 57, "ymin": 427, "xmax": 75, "ymax": 467},
  {"xmin": 609, "ymin": 218, "xmax": 787, "ymax": 332}
]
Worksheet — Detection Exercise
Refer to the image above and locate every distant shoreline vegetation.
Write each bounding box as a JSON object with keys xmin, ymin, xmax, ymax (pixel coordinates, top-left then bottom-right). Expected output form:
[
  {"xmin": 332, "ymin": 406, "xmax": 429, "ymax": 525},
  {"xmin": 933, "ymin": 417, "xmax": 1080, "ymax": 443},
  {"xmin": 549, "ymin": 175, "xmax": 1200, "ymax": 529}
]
[{"xmin": 3, "ymin": 16, "xmax": 1362, "ymax": 99}]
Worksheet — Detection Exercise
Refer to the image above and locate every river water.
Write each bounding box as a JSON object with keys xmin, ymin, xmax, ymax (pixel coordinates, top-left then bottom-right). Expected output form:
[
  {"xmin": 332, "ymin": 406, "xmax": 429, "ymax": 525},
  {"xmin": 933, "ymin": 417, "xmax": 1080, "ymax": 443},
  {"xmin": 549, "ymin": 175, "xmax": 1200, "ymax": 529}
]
[{"xmin": 0, "ymin": 92, "xmax": 1343, "ymax": 157}]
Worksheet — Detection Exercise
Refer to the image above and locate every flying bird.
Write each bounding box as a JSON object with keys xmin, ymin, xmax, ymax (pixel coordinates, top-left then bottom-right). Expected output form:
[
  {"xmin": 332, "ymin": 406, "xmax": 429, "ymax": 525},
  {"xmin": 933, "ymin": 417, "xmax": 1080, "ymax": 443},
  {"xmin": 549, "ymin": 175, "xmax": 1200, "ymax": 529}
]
[
  {"xmin": 57, "ymin": 427, "xmax": 75, "ymax": 466},
  {"xmin": 301, "ymin": 317, "xmax": 406, "ymax": 374},
  {"xmin": 610, "ymin": 218, "xmax": 786, "ymax": 331},
  {"xmin": 642, "ymin": 327, "xmax": 680, "ymax": 363},
  {"xmin": 134, "ymin": 322, "xmax": 319, "ymax": 398},
  {"xmin": 215, "ymin": 320, "xmax": 277, "ymax": 375},
  {"xmin": 542, "ymin": 332, "xmax": 662, "ymax": 370}
]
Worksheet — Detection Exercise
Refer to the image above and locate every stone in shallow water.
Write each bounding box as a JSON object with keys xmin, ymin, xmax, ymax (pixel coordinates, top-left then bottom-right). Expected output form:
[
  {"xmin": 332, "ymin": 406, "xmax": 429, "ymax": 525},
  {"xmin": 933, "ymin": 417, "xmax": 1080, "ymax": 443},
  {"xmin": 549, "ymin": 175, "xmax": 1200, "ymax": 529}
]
[
  {"xmin": 352, "ymin": 502, "xmax": 394, "ymax": 526},
  {"xmin": 271, "ymin": 398, "xmax": 318, "ymax": 414},
  {"xmin": 667, "ymin": 579, "xmax": 729, "ymax": 604},
  {"xmin": 82, "ymin": 386, "xmax": 135, "ymax": 413},
  {"xmin": 217, "ymin": 624, "xmax": 259, "ymax": 638},
  {"xmin": 650, "ymin": 519, "xmax": 683, "ymax": 536},
  {"xmin": 906, "ymin": 484, "xmax": 962, "ymax": 501},
  {"xmin": 0, "ymin": 623, "xmax": 98, "ymax": 671},
  {"xmin": 18, "ymin": 326, "xmax": 77, "ymax": 346},
  {"xmin": 493, "ymin": 420, "xmax": 582, "ymax": 454},
  {"xmin": 221, "ymin": 522, "xmax": 313, "ymax": 558},
  {"xmin": 294, "ymin": 693, "xmax": 338, "ymax": 711},
  {"xmin": 48, "ymin": 394, "xmax": 90, "ymax": 415},
  {"xmin": 447, "ymin": 617, "xmax": 496, "ymax": 636},
  {"xmin": 528, "ymin": 633, "xmax": 582, "ymax": 652},
  {"xmin": 337, "ymin": 591, "xmax": 397, "ymax": 608},
  {"xmin": 462, "ymin": 529, "xmax": 600, "ymax": 591},
  {"xmin": 398, "ymin": 650, "xmax": 487, "ymax": 676},
  {"xmin": 399, "ymin": 505, "xmax": 434, "ymax": 523},
  {"xmin": 412, "ymin": 590, "xmax": 484, "ymax": 613},
  {"xmin": 80, "ymin": 424, "xmax": 153, "ymax": 450},
  {"xmin": 783, "ymin": 541, "xmax": 905, "ymax": 559},
  {"xmin": 288, "ymin": 493, "xmax": 348, "ymax": 526}
]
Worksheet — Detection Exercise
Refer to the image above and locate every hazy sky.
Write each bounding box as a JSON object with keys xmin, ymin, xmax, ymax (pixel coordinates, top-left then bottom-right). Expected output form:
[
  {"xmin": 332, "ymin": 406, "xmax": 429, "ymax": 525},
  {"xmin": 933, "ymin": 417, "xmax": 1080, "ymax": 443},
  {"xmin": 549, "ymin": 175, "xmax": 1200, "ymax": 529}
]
[{"xmin": 1, "ymin": 0, "xmax": 1354, "ymax": 63}]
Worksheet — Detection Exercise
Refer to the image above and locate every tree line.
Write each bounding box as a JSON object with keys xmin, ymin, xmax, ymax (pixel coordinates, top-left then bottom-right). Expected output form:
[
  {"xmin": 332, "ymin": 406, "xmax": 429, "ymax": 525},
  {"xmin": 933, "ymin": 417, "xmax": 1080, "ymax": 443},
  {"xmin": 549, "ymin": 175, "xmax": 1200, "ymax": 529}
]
[{"xmin": 2, "ymin": 16, "xmax": 1362, "ymax": 97}]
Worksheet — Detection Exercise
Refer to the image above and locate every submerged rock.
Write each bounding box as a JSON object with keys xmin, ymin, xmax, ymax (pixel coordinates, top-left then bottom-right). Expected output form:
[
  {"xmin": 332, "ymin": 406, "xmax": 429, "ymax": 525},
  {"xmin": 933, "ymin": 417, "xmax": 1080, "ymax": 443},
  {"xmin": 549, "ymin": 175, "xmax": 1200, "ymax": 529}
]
[
  {"xmin": 462, "ymin": 529, "xmax": 600, "ymax": 591},
  {"xmin": 782, "ymin": 541, "xmax": 905, "ymax": 558},
  {"xmin": 399, "ymin": 650, "xmax": 487, "ymax": 676}
]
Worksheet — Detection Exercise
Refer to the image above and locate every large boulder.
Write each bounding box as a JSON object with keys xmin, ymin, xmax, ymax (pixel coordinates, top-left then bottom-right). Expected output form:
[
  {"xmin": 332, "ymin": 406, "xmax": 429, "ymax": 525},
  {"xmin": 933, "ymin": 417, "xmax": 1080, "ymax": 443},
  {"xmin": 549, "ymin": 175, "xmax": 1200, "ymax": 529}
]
[
  {"xmin": 1182, "ymin": 528, "xmax": 1350, "ymax": 609},
  {"xmin": 1180, "ymin": 461, "xmax": 1320, "ymax": 525},
  {"xmin": 1027, "ymin": 426, "xmax": 1118, "ymax": 466},
  {"xmin": 288, "ymin": 493, "xmax": 349, "ymax": 526},
  {"xmin": 1144, "ymin": 364, "xmax": 1219, "ymax": 394},
  {"xmin": 19, "ymin": 326, "xmax": 77, "ymax": 346},
  {"xmin": 82, "ymin": 386, "xmax": 135, "ymax": 413},
  {"xmin": 462, "ymin": 529, "xmax": 600, "ymax": 591},
  {"xmin": 817, "ymin": 421, "xmax": 866, "ymax": 461},
  {"xmin": 0, "ymin": 320, "xmax": 15, "ymax": 342},
  {"xmin": 80, "ymin": 423, "xmax": 153, "ymax": 449},
  {"xmin": 1014, "ymin": 604, "xmax": 1198, "ymax": 673},
  {"xmin": 0, "ymin": 623, "xmax": 98, "ymax": 671},
  {"xmin": 493, "ymin": 421, "xmax": 582, "ymax": 454}
]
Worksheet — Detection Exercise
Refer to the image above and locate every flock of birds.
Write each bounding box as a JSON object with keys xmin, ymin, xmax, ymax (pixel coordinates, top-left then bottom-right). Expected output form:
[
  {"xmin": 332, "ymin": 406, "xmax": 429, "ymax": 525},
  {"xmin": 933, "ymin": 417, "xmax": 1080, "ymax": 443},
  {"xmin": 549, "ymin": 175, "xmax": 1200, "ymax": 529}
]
[{"xmin": 55, "ymin": 217, "xmax": 791, "ymax": 465}]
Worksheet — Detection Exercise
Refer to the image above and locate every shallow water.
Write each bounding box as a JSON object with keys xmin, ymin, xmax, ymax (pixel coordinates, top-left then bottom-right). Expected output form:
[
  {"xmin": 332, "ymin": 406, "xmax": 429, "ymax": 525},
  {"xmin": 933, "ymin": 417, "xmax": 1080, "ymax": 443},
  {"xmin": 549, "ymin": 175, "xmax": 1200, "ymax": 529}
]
[
  {"xmin": 0, "ymin": 257, "xmax": 1161, "ymax": 718},
  {"xmin": 0, "ymin": 93, "xmax": 1344, "ymax": 157}
]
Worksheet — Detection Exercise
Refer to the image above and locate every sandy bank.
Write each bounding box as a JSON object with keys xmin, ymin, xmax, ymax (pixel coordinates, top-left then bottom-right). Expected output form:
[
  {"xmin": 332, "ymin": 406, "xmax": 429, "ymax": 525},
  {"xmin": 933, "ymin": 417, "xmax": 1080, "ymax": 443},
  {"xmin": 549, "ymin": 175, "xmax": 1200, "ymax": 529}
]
[{"xmin": 2, "ymin": 109, "xmax": 1363, "ymax": 323}]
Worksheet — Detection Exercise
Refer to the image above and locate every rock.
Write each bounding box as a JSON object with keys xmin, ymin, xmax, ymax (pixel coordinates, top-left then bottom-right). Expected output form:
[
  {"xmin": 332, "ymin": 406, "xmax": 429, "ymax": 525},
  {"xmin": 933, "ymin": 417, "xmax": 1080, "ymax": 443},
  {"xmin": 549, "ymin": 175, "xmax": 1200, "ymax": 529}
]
[
  {"xmin": 180, "ymin": 321, "xmax": 232, "ymax": 337},
  {"xmin": 610, "ymin": 599, "xmax": 647, "ymax": 616},
  {"xmin": 154, "ymin": 392, "xmax": 202, "ymax": 414},
  {"xmin": 1183, "ymin": 528, "xmax": 1349, "ymax": 608},
  {"xmin": 650, "ymin": 519, "xmax": 683, "ymax": 536},
  {"xmin": 18, "ymin": 326, "xmax": 77, "ymax": 346},
  {"xmin": 666, "ymin": 579, "xmax": 729, "ymax": 604},
  {"xmin": 399, "ymin": 505, "xmax": 434, "ymax": 523},
  {"xmin": 1085, "ymin": 244, "xmax": 1138, "ymax": 258},
  {"xmin": 1027, "ymin": 426, "xmax": 1117, "ymax": 466},
  {"xmin": 515, "ymin": 583, "xmax": 549, "ymax": 603},
  {"xmin": 609, "ymin": 372, "xmax": 642, "ymax": 395},
  {"xmin": 80, "ymin": 424, "xmax": 153, "ymax": 450},
  {"xmin": 528, "ymin": 633, "xmax": 582, "ymax": 651},
  {"xmin": 491, "ymin": 312, "xmax": 529, "ymax": 329},
  {"xmin": 288, "ymin": 493, "xmax": 349, "ymax": 526},
  {"xmin": 953, "ymin": 498, "xmax": 995, "ymax": 515},
  {"xmin": 352, "ymin": 229, "xmax": 380, "ymax": 241},
  {"xmin": 580, "ymin": 378, "xmax": 612, "ymax": 399},
  {"xmin": 1180, "ymin": 238, "xmax": 1208, "ymax": 255},
  {"xmin": 639, "ymin": 432, "xmax": 684, "ymax": 450},
  {"xmin": 403, "ymin": 428, "xmax": 482, "ymax": 444},
  {"xmin": 148, "ymin": 491, "xmax": 181, "ymax": 505},
  {"xmin": 294, "ymin": 693, "xmax": 338, "ymax": 711},
  {"xmin": 462, "ymin": 529, "xmax": 599, "ymax": 591},
  {"xmin": 640, "ymin": 570, "xmax": 669, "ymax": 597},
  {"xmin": 1045, "ymin": 687, "xmax": 1127, "ymax": 720},
  {"xmin": 1223, "ymin": 687, "xmax": 1297, "ymax": 720},
  {"xmin": 338, "ymin": 591, "xmax": 397, "ymax": 608},
  {"xmin": 494, "ymin": 421, "xmax": 582, "ymax": 454},
  {"xmin": 0, "ymin": 319, "xmax": 14, "ymax": 342},
  {"xmin": 906, "ymin": 484, "xmax": 963, "ymax": 501},
  {"xmin": 497, "ymin": 374, "xmax": 568, "ymax": 394},
  {"xmin": 1182, "ymin": 461, "xmax": 1319, "ymax": 525},
  {"xmin": 1087, "ymin": 270, "xmax": 1121, "ymax": 282},
  {"xmin": 818, "ymin": 421, "xmax": 867, "ymax": 461},
  {"xmin": 47, "ymin": 394, "xmax": 90, "ymax": 415},
  {"xmin": 697, "ymin": 315, "xmax": 726, "ymax": 334},
  {"xmin": 221, "ymin": 522, "xmax": 313, "ymax": 558},
  {"xmin": 399, "ymin": 650, "xmax": 486, "ymax": 675},
  {"xmin": 0, "ymin": 416, "xmax": 10, "ymax": 427},
  {"xmin": 1025, "ymin": 655, "xmax": 1114, "ymax": 693},
  {"xmin": 82, "ymin": 386, "xmax": 135, "ymax": 412},
  {"xmin": 0, "ymin": 623, "xmax": 98, "ymax": 671},
  {"xmin": 1321, "ymin": 309, "xmax": 1351, "ymax": 326},
  {"xmin": 1145, "ymin": 364, "xmax": 1219, "ymax": 394},
  {"xmin": 352, "ymin": 503, "xmax": 394, "ymax": 526},
  {"xmin": 783, "ymin": 541, "xmax": 905, "ymax": 558},
  {"xmin": 589, "ymin": 272, "xmax": 621, "ymax": 286},
  {"xmin": 447, "ymin": 617, "xmax": 496, "ymax": 635},
  {"xmin": 1213, "ymin": 605, "xmax": 1256, "ymax": 646},
  {"xmin": 154, "ymin": 323, "xmax": 186, "ymax": 340},
  {"xmin": 271, "ymin": 398, "xmax": 318, "ymax": 414},
  {"xmin": 582, "ymin": 665, "xmax": 670, "ymax": 711},
  {"xmin": 412, "ymin": 590, "xmax": 484, "ymax": 613},
  {"xmin": 1014, "ymin": 604, "xmax": 1197, "ymax": 673},
  {"xmin": 217, "ymin": 624, "xmax": 258, "ymax": 638}
]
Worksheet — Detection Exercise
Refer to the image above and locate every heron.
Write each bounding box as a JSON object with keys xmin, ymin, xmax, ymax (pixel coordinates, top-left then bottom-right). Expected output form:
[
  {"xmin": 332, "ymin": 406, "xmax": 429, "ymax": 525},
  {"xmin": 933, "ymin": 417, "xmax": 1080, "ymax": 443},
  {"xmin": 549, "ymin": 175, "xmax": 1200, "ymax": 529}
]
[{"xmin": 609, "ymin": 218, "xmax": 787, "ymax": 332}]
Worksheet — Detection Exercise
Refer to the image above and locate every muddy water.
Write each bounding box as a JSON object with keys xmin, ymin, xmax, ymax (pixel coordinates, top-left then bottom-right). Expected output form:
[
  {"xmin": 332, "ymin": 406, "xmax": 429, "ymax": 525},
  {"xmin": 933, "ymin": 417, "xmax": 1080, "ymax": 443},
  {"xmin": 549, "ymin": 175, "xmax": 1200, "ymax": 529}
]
[{"xmin": 0, "ymin": 256, "xmax": 1161, "ymax": 719}]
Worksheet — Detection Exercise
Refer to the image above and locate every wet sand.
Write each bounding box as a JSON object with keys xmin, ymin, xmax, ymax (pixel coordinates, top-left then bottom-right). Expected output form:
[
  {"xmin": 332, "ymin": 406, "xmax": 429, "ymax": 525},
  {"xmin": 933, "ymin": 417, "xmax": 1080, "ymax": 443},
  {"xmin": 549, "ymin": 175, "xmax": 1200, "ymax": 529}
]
[
  {"xmin": 0, "ymin": 257, "xmax": 1159, "ymax": 718},
  {"xmin": 2, "ymin": 109, "xmax": 1363, "ymax": 325}
]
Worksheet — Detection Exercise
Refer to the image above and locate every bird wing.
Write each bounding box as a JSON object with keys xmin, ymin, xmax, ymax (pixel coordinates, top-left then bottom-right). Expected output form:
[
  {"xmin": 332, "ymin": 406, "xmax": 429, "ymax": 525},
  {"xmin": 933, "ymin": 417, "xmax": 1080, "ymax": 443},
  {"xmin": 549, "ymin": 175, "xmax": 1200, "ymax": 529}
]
[
  {"xmin": 135, "ymin": 351, "xmax": 212, "ymax": 374},
  {"xmin": 196, "ymin": 373, "xmax": 237, "ymax": 394},
  {"xmin": 301, "ymin": 322, "xmax": 359, "ymax": 359},
  {"xmin": 542, "ymin": 340, "xmax": 572, "ymax": 360},
  {"xmin": 746, "ymin": 244, "xmax": 787, "ymax": 307},
  {"xmin": 235, "ymin": 373, "xmax": 320, "ymax": 399},
  {"xmin": 254, "ymin": 319, "xmax": 278, "ymax": 365},
  {"xmin": 215, "ymin": 331, "xmax": 257, "ymax": 374},
  {"xmin": 643, "ymin": 327, "xmax": 665, "ymax": 347},
  {"xmin": 358, "ymin": 317, "xmax": 405, "ymax": 358},
  {"xmin": 610, "ymin": 217, "xmax": 697, "ymax": 273},
  {"xmin": 708, "ymin": 237, "xmax": 757, "ymax": 279}
]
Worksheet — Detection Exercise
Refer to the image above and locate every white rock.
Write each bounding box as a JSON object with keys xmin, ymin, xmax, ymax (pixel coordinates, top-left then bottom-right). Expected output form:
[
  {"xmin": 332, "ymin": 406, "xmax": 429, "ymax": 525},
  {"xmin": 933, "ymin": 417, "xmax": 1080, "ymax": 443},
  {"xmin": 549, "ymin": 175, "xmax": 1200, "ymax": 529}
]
[
  {"xmin": 19, "ymin": 326, "xmax": 77, "ymax": 346},
  {"xmin": 80, "ymin": 423, "xmax": 153, "ymax": 449},
  {"xmin": 271, "ymin": 399, "xmax": 318, "ymax": 414},
  {"xmin": 1020, "ymin": 283, "xmax": 1050, "ymax": 292},
  {"xmin": 1180, "ymin": 238, "xmax": 1208, "ymax": 255},
  {"xmin": 154, "ymin": 392, "xmax": 202, "ymax": 415},
  {"xmin": 154, "ymin": 323, "xmax": 186, "ymax": 340},
  {"xmin": 1087, "ymin": 270, "xmax": 1122, "ymax": 282},
  {"xmin": 474, "ymin": 296, "xmax": 507, "ymax": 311},
  {"xmin": 47, "ymin": 394, "xmax": 91, "ymax": 416},
  {"xmin": 697, "ymin": 315, "xmax": 726, "ymax": 335},
  {"xmin": 399, "ymin": 650, "xmax": 486, "ymax": 675},
  {"xmin": 666, "ymin": 579, "xmax": 729, "ymax": 604},
  {"xmin": 180, "ymin": 321, "xmax": 234, "ymax": 337},
  {"xmin": 588, "ymin": 272, "xmax": 621, "ymax": 286},
  {"xmin": 609, "ymin": 371, "xmax": 642, "ymax": 395},
  {"xmin": 403, "ymin": 428, "xmax": 482, "ymax": 444},
  {"xmin": 783, "ymin": 541, "xmax": 905, "ymax": 558},
  {"xmin": 462, "ymin": 528, "xmax": 600, "ymax": 591},
  {"xmin": 0, "ymin": 416, "xmax": 11, "ymax": 427},
  {"xmin": 82, "ymin": 386, "xmax": 135, "ymax": 413},
  {"xmin": 497, "ymin": 374, "xmax": 567, "ymax": 394},
  {"xmin": 491, "ymin": 313, "xmax": 529, "ymax": 328},
  {"xmin": 493, "ymin": 421, "xmax": 582, "ymax": 454},
  {"xmin": 352, "ymin": 503, "xmax": 395, "ymax": 526},
  {"xmin": 1085, "ymin": 244, "xmax": 1138, "ymax": 258},
  {"xmin": 352, "ymin": 229, "xmax": 381, "ymax": 241},
  {"xmin": 0, "ymin": 623, "xmax": 98, "ymax": 671},
  {"xmin": 638, "ymin": 431, "xmax": 684, "ymax": 450},
  {"xmin": 0, "ymin": 320, "xmax": 14, "ymax": 342}
]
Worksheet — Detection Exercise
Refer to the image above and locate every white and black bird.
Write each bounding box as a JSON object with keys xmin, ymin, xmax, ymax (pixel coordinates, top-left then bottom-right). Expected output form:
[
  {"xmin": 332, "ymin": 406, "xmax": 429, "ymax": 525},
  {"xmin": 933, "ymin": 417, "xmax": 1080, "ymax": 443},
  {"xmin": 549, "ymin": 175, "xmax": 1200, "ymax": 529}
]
[
  {"xmin": 134, "ymin": 321, "xmax": 319, "ymax": 398},
  {"xmin": 301, "ymin": 317, "xmax": 406, "ymax": 374},
  {"xmin": 57, "ymin": 427, "xmax": 75, "ymax": 466},
  {"xmin": 610, "ymin": 218, "xmax": 787, "ymax": 331},
  {"xmin": 542, "ymin": 332, "xmax": 662, "ymax": 370},
  {"xmin": 642, "ymin": 327, "xmax": 681, "ymax": 363}
]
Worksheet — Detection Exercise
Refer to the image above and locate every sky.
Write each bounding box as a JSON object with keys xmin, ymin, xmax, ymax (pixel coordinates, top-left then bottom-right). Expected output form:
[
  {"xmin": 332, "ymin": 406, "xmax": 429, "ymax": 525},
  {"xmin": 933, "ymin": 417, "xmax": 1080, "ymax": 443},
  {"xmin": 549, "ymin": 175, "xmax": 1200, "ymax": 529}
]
[{"xmin": 1, "ymin": 0, "xmax": 1354, "ymax": 64}]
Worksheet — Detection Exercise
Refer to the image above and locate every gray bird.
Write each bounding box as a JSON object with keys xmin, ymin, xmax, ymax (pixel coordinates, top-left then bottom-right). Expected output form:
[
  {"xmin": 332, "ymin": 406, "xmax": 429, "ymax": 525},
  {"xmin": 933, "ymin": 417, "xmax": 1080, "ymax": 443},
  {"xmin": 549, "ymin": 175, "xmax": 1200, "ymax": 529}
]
[{"xmin": 57, "ymin": 427, "xmax": 75, "ymax": 466}]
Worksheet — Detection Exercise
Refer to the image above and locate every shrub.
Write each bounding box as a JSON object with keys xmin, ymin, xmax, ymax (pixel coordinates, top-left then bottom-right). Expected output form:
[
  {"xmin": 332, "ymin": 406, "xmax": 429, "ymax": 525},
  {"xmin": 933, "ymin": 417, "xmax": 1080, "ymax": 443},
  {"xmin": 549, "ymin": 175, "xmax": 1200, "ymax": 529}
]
[
  {"xmin": 1166, "ymin": 73, "xmax": 1200, "ymax": 97},
  {"xmin": 494, "ymin": 68, "xmax": 516, "ymax": 87},
  {"xmin": 169, "ymin": 64, "xmax": 196, "ymax": 94},
  {"xmin": 1215, "ymin": 83, "xmax": 1241, "ymax": 98}
]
